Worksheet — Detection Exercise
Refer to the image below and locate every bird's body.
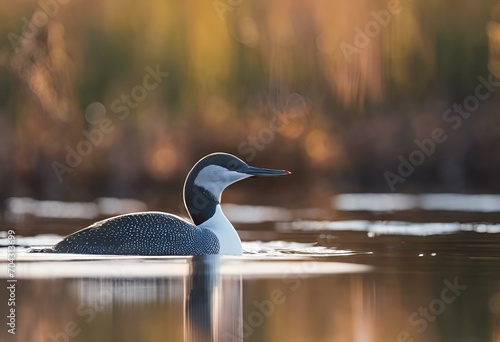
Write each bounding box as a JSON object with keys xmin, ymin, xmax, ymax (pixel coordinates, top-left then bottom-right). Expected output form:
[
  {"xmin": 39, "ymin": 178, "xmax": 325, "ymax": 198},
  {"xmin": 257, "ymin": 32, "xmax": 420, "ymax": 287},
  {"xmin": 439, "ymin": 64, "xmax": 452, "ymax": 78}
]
[
  {"xmin": 33, "ymin": 153, "xmax": 289, "ymax": 256},
  {"xmin": 49, "ymin": 212, "xmax": 220, "ymax": 255}
]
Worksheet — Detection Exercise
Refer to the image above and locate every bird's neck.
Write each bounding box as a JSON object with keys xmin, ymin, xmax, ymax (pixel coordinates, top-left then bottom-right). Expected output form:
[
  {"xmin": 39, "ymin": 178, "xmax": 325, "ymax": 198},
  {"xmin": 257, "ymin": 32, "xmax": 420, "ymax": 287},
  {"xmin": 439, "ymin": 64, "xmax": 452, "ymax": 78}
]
[
  {"xmin": 198, "ymin": 204, "xmax": 242, "ymax": 255},
  {"xmin": 184, "ymin": 183, "xmax": 242, "ymax": 255},
  {"xmin": 184, "ymin": 185, "xmax": 219, "ymax": 225}
]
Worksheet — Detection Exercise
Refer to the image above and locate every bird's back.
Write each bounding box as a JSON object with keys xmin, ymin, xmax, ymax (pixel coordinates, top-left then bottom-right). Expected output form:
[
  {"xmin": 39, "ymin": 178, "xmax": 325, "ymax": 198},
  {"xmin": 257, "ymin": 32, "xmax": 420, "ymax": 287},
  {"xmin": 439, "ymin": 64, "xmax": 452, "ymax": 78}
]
[{"xmin": 43, "ymin": 212, "xmax": 220, "ymax": 255}]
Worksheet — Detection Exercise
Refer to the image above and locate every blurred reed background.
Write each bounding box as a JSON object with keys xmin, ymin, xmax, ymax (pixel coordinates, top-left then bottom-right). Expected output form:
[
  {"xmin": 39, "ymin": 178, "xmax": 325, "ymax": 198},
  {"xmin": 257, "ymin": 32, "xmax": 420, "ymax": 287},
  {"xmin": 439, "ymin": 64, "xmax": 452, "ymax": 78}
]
[{"xmin": 1, "ymin": 0, "xmax": 500, "ymax": 211}]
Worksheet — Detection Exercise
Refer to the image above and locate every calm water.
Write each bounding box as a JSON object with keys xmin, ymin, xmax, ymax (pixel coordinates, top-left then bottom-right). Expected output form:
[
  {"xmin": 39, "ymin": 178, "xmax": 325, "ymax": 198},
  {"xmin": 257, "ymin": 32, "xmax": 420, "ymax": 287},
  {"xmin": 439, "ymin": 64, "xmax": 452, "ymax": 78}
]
[{"xmin": 1, "ymin": 195, "xmax": 500, "ymax": 342}]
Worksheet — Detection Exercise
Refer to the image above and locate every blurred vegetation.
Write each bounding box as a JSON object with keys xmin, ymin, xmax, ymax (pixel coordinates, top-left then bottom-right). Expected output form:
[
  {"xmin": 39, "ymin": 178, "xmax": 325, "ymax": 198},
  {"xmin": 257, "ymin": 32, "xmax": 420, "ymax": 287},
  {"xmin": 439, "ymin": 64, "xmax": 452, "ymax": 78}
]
[{"xmin": 1, "ymin": 0, "xmax": 500, "ymax": 208}]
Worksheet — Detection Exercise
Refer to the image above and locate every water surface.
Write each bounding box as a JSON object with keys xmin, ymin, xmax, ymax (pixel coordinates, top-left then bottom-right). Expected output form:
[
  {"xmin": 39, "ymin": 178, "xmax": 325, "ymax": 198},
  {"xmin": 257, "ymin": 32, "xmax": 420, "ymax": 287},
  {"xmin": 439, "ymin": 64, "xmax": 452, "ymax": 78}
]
[{"xmin": 1, "ymin": 195, "xmax": 500, "ymax": 342}]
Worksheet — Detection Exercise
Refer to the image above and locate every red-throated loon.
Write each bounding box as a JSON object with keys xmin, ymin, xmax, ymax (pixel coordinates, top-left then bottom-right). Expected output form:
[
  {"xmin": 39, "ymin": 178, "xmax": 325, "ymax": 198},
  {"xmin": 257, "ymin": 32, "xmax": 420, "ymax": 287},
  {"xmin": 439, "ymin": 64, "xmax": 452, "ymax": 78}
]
[{"xmin": 32, "ymin": 153, "xmax": 290, "ymax": 255}]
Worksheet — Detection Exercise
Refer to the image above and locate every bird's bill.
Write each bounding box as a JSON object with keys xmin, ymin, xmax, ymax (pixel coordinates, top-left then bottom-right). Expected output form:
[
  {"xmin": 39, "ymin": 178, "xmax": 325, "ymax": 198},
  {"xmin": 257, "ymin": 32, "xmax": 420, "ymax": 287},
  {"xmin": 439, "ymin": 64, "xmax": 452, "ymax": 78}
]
[{"xmin": 243, "ymin": 166, "xmax": 291, "ymax": 176}]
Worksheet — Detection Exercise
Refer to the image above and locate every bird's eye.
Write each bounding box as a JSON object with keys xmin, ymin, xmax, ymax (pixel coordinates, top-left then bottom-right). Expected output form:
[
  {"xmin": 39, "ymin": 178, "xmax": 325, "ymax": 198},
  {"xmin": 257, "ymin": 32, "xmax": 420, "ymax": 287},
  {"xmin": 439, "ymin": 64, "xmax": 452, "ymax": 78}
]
[{"xmin": 227, "ymin": 161, "xmax": 238, "ymax": 170}]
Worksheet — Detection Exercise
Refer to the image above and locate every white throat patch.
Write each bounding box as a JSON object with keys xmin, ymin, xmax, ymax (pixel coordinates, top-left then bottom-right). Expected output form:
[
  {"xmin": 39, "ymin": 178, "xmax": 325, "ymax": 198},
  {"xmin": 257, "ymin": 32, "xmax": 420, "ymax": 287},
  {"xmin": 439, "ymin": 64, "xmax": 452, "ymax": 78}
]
[{"xmin": 193, "ymin": 165, "xmax": 251, "ymax": 199}]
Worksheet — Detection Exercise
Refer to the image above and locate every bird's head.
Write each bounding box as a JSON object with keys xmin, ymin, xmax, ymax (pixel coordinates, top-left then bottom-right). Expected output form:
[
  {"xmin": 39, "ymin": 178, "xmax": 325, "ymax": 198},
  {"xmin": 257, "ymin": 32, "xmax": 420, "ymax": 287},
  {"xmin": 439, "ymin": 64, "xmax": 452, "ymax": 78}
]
[{"xmin": 183, "ymin": 152, "xmax": 290, "ymax": 224}]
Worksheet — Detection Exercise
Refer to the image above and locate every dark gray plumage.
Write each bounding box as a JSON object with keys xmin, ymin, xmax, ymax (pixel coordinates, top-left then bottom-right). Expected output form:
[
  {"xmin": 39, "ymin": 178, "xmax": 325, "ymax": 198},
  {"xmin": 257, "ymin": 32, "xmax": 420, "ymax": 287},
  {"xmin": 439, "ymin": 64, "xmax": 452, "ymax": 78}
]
[{"xmin": 39, "ymin": 212, "xmax": 219, "ymax": 255}]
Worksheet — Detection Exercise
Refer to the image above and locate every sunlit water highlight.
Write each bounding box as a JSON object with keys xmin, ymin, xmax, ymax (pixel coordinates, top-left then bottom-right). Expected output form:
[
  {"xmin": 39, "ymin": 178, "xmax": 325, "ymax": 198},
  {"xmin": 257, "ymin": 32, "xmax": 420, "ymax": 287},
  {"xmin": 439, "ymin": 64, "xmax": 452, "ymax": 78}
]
[{"xmin": 333, "ymin": 193, "xmax": 500, "ymax": 212}]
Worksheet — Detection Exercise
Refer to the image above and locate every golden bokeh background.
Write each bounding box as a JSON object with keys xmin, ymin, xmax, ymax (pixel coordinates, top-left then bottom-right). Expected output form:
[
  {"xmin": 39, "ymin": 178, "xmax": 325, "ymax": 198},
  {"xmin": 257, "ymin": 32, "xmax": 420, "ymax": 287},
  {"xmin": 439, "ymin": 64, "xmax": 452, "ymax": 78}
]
[{"xmin": 1, "ymin": 0, "xmax": 500, "ymax": 207}]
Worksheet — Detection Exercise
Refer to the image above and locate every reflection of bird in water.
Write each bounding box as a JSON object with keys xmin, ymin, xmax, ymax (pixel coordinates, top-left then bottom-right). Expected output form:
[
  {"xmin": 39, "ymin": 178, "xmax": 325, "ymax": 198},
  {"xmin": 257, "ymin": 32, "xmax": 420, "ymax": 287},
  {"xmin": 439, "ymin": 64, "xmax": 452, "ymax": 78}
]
[
  {"xmin": 186, "ymin": 255, "xmax": 243, "ymax": 342},
  {"xmin": 186, "ymin": 255, "xmax": 219, "ymax": 342},
  {"xmin": 32, "ymin": 153, "xmax": 290, "ymax": 255}
]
